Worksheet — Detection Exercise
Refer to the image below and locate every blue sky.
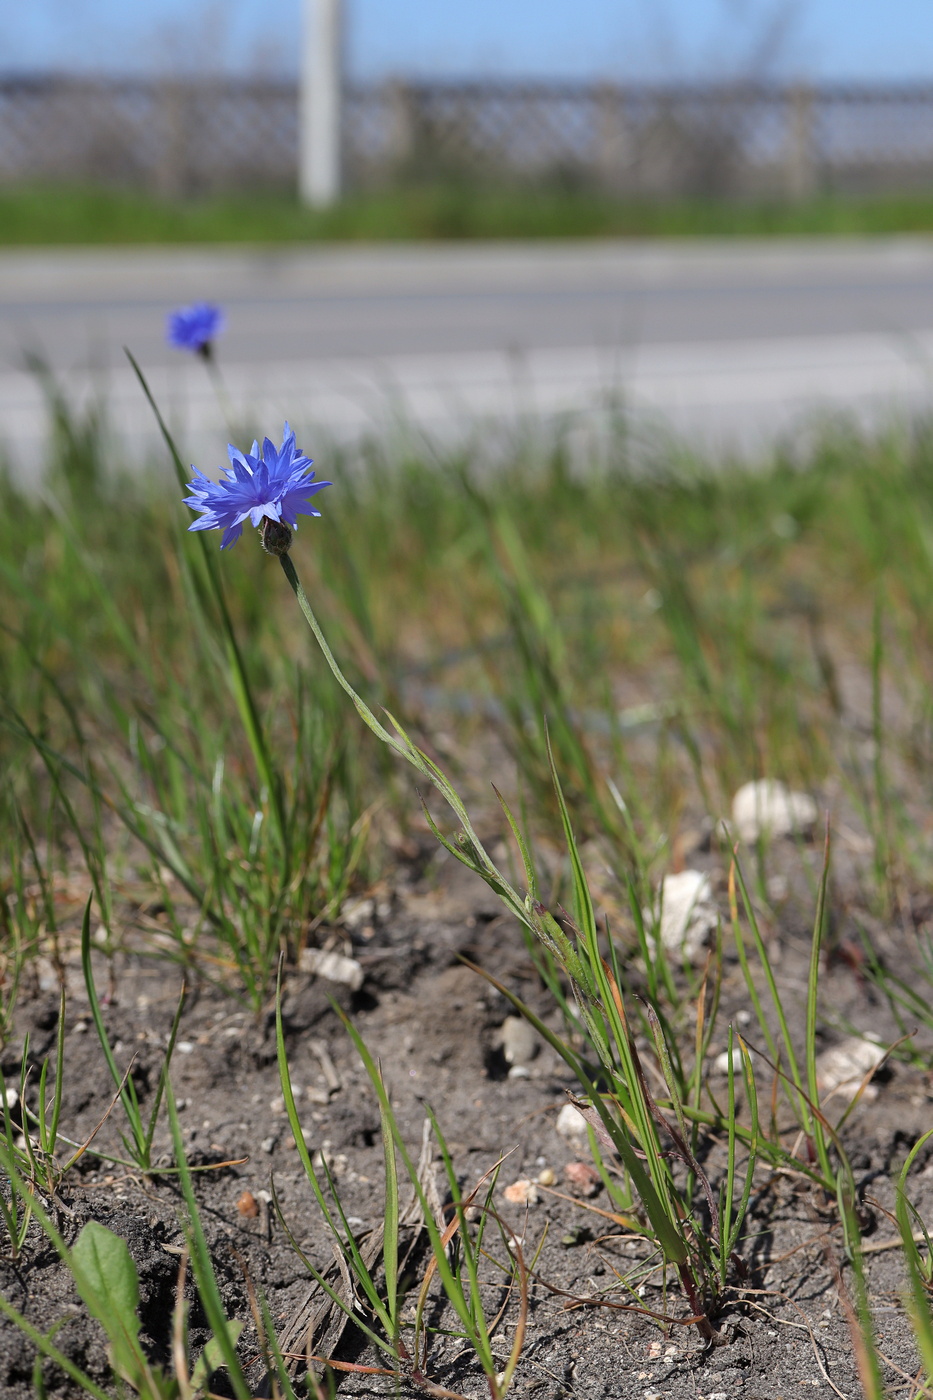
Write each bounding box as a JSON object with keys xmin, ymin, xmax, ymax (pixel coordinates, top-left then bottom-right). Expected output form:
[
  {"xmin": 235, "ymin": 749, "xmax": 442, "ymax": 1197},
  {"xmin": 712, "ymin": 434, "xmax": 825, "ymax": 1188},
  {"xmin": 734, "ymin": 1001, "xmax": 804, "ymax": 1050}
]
[{"xmin": 2, "ymin": 1, "xmax": 933, "ymax": 82}]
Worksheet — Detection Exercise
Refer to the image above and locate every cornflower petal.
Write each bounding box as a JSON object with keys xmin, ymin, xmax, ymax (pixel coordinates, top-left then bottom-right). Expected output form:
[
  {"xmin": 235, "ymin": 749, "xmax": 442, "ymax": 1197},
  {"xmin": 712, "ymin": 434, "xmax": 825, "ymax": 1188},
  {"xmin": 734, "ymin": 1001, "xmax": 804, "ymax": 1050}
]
[
  {"xmin": 184, "ymin": 423, "xmax": 331, "ymax": 551},
  {"xmin": 166, "ymin": 302, "xmax": 224, "ymax": 354}
]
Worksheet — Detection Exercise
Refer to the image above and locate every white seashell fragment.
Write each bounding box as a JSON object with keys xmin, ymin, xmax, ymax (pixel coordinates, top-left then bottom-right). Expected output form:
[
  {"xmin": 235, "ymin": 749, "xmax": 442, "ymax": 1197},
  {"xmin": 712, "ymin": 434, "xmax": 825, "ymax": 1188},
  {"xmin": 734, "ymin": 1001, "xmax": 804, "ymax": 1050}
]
[
  {"xmin": 299, "ymin": 948, "xmax": 364, "ymax": 991},
  {"xmin": 645, "ymin": 869, "xmax": 718, "ymax": 962},
  {"xmin": 555, "ymin": 1102, "xmax": 589, "ymax": 1141},
  {"xmin": 731, "ymin": 779, "xmax": 818, "ymax": 845},
  {"xmin": 816, "ymin": 1035, "xmax": 886, "ymax": 1103}
]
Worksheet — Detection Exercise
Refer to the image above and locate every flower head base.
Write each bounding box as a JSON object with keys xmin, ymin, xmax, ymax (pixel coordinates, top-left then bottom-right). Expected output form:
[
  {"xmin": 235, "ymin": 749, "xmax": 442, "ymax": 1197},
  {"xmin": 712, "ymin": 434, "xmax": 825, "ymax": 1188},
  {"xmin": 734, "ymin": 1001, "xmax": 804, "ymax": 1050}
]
[
  {"xmin": 167, "ymin": 302, "xmax": 224, "ymax": 358},
  {"xmin": 184, "ymin": 423, "xmax": 331, "ymax": 551},
  {"xmin": 260, "ymin": 517, "xmax": 293, "ymax": 556}
]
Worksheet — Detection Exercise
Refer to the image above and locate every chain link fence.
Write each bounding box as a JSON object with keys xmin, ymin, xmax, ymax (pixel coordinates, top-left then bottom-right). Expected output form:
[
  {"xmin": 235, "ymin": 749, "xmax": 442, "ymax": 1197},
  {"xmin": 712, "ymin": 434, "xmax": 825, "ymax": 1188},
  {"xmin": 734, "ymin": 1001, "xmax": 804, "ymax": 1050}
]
[{"xmin": 4, "ymin": 74, "xmax": 933, "ymax": 198}]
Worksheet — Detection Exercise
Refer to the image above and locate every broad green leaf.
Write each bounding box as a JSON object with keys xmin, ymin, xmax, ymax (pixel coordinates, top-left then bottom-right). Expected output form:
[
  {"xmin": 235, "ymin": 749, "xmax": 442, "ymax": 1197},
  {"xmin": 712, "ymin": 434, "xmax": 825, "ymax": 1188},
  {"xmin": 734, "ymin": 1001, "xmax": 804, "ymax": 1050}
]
[
  {"xmin": 191, "ymin": 1320, "xmax": 245, "ymax": 1390},
  {"xmin": 71, "ymin": 1221, "xmax": 144, "ymax": 1382}
]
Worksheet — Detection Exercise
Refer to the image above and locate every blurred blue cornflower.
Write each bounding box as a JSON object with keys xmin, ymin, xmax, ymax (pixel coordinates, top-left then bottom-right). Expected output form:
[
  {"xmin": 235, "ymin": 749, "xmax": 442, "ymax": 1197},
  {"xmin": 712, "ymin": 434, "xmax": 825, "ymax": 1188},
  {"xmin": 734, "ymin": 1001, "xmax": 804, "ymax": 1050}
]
[
  {"xmin": 166, "ymin": 302, "xmax": 224, "ymax": 357},
  {"xmin": 184, "ymin": 423, "xmax": 331, "ymax": 551}
]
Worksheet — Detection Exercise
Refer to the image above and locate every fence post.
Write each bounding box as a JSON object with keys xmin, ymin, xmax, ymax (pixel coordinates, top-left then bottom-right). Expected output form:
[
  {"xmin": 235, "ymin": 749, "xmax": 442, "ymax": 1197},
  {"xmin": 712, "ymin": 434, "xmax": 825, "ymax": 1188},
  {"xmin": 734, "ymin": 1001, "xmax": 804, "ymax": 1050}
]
[
  {"xmin": 387, "ymin": 79, "xmax": 417, "ymax": 177},
  {"xmin": 299, "ymin": 0, "xmax": 343, "ymax": 206},
  {"xmin": 785, "ymin": 84, "xmax": 817, "ymax": 199},
  {"xmin": 594, "ymin": 83, "xmax": 628, "ymax": 191},
  {"xmin": 154, "ymin": 79, "xmax": 189, "ymax": 198}
]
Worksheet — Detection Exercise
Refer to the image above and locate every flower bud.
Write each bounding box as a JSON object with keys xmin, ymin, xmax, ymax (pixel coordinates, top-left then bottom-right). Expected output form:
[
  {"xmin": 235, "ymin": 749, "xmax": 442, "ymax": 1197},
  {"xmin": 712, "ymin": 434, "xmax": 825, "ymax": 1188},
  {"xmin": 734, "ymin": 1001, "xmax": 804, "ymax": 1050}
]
[{"xmin": 260, "ymin": 516, "xmax": 292, "ymax": 556}]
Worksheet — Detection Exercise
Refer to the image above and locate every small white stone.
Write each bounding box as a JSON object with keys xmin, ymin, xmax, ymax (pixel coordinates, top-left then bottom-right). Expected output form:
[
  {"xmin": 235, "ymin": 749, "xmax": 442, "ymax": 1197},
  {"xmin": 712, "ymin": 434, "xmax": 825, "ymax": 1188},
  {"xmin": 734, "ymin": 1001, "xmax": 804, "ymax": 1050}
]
[
  {"xmin": 713, "ymin": 1047, "xmax": 746, "ymax": 1075},
  {"xmin": 339, "ymin": 898, "xmax": 374, "ymax": 931},
  {"xmin": 556, "ymin": 1103, "xmax": 589, "ymax": 1141},
  {"xmin": 176, "ymin": 1042, "xmax": 194, "ymax": 1055},
  {"xmin": 299, "ymin": 948, "xmax": 364, "ymax": 991},
  {"xmin": 646, "ymin": 869, "xmax": 717, "ymax": 962},
  {"xmin": 731, "ymin": 779, "xmax": 818, "ymax": 844},
  {"xmin": 2, "ymin": 1088, "xmax": 18, "ymax": 1109},
  {"xmin": 260, "ymin": 1137, "xmax": 275, "ymax": 1154},
  {"xmin": 498, "ymin": 1015, "xmax": 539, "ymax": 1066},
  {"xmin": 508, "ymin": 1064, "xmax": 531, "ymax": 1080},
  {"xmin": 816, "ymin": 1035, "xmax": 885, "ymax": 1103}
]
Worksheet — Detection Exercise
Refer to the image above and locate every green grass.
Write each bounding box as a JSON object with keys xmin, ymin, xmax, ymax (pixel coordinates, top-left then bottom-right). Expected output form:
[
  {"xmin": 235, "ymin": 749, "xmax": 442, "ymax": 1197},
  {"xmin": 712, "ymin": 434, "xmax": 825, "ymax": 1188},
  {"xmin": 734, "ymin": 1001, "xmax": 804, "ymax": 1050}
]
[
  {"xmin": 6, "ymin": 368, "xmax": 933, "ymax": 1390},
  {"xmin": 8, "ymin": 181, "xmax": 933, "ymax": 244}
]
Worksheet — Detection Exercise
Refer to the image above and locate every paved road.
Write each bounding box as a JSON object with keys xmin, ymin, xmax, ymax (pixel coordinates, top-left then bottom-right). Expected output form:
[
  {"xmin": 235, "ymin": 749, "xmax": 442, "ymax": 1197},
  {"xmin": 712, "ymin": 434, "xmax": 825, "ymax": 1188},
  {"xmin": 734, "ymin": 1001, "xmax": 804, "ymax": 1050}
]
[{"xmin": 4, "ymin": 238, "xmax": 933, "ymax": 477}]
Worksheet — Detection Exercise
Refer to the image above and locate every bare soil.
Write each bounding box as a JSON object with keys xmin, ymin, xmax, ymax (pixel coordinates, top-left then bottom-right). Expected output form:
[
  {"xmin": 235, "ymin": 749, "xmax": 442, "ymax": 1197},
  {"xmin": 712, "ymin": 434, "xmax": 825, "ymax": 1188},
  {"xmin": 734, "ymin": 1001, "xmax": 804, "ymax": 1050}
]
[{"xmin": 3, "ymin": 837, "xmax": 933, "ymax": 1400}]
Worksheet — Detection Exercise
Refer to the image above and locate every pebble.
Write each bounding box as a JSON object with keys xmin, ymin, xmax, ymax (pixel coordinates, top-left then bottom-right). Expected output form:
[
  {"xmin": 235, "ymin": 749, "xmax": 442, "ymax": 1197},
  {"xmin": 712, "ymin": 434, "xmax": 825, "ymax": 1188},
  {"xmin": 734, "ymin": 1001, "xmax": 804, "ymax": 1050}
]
[
  {"xmin": 555, "ymin": 1103, "xmax": 589, "ymax": 1141},
  {"xmin": 731, "ymin": 778, "xmax": 818, "ymax": 844},
  {"xmin": 563, "ymin": 1161, "xmax": 601, "ymax": 1196},
  {"xmin": 502, "ymin": 1178, "xmax": 539, "ymax": 1206},
  {"xmin": 299, "ymin": 948, "xmax": 364, "ymax": 991},
  {"xmin": 507, "ymin": 1065, "xmax": 531, "ymax": 1079},
  {"xmin": 236, "ymin": 1190, "xmax": 259, "ymax": 1218},
  {"xmin": 498, "ymin": 1015, "xmax": 539, "ymax": 1066},
  {"xmin": 816, "ymin": 1035, "xmax": 886, "ymax": 1102},
  {"xmin": 646, "ymin": 869, "xmax": 718, "ymax": 962},
  {"xmin": 339, "ymin": 897, "xmax": 374, "ymax": 931},
  {"xmin": 536, "ymin": 1167, "xmax": 556, "ymax": 1186},
  {"xmin": 260, "ymin": 1137, "xmax": 275, "ymax": 1154},
  {"xmin": 713, "ymin": 1047, "xmax": 747, "ymax": 1075}
]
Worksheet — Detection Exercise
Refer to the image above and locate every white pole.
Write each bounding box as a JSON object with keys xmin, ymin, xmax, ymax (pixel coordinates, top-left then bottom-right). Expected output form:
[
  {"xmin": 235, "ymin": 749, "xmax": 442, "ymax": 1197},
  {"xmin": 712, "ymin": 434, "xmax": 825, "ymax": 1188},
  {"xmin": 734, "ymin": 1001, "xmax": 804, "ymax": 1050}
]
[{"xmin": 299, "ymin": 0, "xmax": 343, "ymax": 206}]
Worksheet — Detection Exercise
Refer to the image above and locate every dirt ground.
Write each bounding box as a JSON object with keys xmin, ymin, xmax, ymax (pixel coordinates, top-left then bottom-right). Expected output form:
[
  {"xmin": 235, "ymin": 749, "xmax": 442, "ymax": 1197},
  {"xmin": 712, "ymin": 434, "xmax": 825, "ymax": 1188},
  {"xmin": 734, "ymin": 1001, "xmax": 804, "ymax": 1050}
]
[{"xmin": 3, "ymin": 832, "xmax": 933, "ymax": 1400}]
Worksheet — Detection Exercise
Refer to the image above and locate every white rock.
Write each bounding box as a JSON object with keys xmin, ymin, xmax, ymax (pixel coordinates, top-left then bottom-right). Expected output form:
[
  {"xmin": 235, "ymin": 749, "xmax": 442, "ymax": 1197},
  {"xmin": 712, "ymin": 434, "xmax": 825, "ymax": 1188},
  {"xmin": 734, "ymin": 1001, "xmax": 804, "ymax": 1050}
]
[
  {"xmin": 498, "ymin": 1015, "xmax": 539, "ymax": 1066},
  {"xmin": 299, "ymin": 948, "xmax": 364, "ymax": 991},
  {"xmin": 713, "ymin": 1047, "xmax": 747, "ymax": 1075},
  {"xmin": 731, "ymin": 779, "xmax": 818, "ymax": 844},
  {"xmin": 556, "ymin": 1103, "xmax": 589, "ymax": 1141},
  {"xmin": 645, "ymin": 869, "xmax": 717, "ymax": 962},
  {"xmin": 340, "ymin": 897, "xmax": 374, "ymax": 931},
  {"xmin": 816, "ymin": 1036, "xmax": 886, "ymax": 1103}
]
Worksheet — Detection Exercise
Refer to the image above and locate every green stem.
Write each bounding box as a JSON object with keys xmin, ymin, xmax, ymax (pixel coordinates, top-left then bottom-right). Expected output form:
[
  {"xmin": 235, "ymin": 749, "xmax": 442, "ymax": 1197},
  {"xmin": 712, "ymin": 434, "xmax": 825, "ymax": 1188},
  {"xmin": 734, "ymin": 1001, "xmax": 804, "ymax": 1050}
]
[
  {"xmin": 279, "ymin": 554, "xmax": 401, "ymax": 751},
  {"xmin": 279, "ymin": 551, "xmax": 527, "ymax": 922}
]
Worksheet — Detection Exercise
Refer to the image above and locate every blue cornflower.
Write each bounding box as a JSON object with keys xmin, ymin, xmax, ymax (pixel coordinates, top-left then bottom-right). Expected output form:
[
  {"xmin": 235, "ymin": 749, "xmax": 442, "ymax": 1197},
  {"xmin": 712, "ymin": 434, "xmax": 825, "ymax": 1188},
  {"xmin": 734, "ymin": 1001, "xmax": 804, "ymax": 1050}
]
[
  {"xmin": 166, "ymin": 302, "xmax": 224, "ymax": 357},
  {"xmin": 184, "ymin": 423, "xmax": 331, "ymax": 551}
]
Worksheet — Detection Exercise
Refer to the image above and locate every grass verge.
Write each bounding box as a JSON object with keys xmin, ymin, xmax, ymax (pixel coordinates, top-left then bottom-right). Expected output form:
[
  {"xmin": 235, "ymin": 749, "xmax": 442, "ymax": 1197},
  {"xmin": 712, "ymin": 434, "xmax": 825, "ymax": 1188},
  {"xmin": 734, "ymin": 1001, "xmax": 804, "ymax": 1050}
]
[{"xmin": 8, "ymin": 182, "xmax": 933, "ymax": 244}]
